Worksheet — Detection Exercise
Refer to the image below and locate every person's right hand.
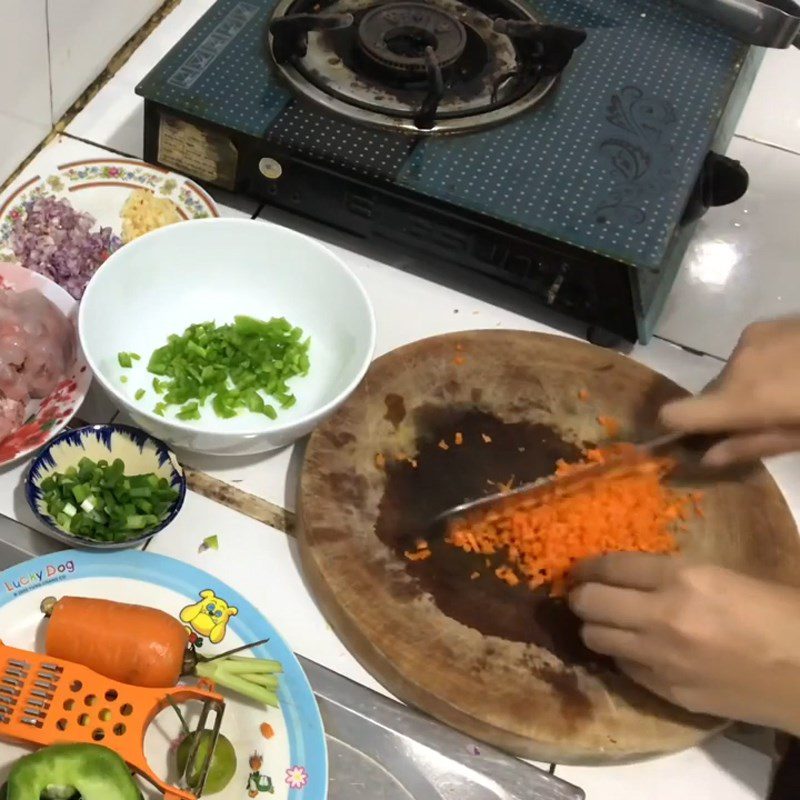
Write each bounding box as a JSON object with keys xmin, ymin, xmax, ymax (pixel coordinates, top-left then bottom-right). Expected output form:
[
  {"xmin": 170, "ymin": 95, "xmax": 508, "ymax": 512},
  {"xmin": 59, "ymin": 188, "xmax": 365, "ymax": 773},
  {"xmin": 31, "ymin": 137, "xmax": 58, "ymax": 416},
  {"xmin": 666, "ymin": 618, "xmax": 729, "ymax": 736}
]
[{"xmin": 659, "ymin": 316, "xmax": 800, "ymax": 466}]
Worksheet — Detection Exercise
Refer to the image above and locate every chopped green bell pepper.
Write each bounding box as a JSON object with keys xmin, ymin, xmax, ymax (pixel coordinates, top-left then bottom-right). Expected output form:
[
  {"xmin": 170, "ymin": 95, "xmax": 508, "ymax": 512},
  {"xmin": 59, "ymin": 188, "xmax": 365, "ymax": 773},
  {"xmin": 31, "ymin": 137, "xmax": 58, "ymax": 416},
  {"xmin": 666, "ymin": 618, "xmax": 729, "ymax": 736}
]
[{"xmin": 7, "ymin": 744, "xmax": 141, "ymax": 800}]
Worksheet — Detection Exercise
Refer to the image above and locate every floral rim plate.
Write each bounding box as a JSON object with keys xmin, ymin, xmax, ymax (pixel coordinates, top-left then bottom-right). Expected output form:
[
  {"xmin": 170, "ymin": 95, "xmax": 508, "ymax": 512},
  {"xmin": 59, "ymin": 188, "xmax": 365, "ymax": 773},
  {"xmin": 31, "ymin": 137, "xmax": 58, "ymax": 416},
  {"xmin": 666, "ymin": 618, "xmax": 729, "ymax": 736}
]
[
  {"xmin": 0, "ymin": 549, "xmax": 328, "ymax": 800},
  {"xmin": 0, "ymin": 158, "xmax": 219, "ymax": 254},
  {"xmin": 0, "ymin": 262, "xmax": 91, "ymax": 467}
]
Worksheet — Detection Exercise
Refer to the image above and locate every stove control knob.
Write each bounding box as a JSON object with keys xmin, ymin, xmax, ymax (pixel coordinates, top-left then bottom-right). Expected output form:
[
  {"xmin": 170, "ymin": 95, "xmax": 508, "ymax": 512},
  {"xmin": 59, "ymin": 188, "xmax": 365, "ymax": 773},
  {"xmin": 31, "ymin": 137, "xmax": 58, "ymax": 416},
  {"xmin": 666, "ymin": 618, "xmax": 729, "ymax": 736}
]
[
  {"xmin": 683, "ymin": 151, "xmax": 749, "ymax": 223},
  {"xmin": 259, "ymin": 157, "xmax": 283, "ymax": 180}
]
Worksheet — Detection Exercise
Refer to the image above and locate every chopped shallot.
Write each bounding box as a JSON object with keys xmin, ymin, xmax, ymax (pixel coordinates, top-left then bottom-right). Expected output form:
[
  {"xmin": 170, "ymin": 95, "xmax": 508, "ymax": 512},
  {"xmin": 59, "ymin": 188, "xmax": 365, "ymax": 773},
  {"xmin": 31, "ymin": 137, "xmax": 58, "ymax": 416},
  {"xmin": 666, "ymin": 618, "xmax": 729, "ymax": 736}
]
[{"xmin": 11, "ymin": 196, "xmax": 120, "ymax": 299}]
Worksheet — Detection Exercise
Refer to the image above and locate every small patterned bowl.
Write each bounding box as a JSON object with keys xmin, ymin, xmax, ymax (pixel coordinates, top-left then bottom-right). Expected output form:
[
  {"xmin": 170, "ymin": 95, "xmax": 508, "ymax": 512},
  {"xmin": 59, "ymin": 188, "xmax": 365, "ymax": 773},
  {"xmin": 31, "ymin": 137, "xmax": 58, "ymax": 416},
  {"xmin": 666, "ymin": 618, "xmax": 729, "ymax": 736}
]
[{"xmin": 25, "ymin": 424, "xmax": 186, "ymax": 549}]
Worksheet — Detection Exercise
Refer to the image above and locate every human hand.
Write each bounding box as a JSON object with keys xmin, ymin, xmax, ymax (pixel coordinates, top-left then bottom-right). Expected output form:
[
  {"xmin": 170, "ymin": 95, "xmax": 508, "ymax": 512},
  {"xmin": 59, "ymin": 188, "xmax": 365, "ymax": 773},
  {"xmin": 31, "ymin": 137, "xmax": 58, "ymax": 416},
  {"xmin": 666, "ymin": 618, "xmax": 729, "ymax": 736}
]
[
  {"xmin": 659, "ymin": 316, "xmax": 800, "ymax": 466},
  {"xmin": 568, "ymin": 552, "xmax": 800, "ymax": 734}
]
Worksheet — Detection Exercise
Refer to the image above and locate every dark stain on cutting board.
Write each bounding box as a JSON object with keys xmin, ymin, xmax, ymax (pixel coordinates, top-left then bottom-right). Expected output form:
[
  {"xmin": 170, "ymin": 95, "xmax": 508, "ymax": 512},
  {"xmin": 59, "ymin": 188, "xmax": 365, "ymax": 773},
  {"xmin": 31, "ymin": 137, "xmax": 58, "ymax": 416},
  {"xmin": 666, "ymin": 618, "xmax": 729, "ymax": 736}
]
[
  {"xmin": 375, "ymin": 404, "xmax": 609, "ymax": 669},
  {"xmin": 383, "ymin": 394, "xmax": 407, "ymax": 429}
]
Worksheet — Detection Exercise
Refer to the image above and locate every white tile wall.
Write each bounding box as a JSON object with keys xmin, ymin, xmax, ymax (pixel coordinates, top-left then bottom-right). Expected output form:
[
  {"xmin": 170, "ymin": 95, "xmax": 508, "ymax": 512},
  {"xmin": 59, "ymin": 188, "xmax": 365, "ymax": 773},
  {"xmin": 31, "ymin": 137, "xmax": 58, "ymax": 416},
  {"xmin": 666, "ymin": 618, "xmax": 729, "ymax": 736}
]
[
  {"xmin": 47, "ymin": 0, "xmax": 163, "ymax": 120},
  {"xmin": 0, "ymin": 0, "xmax": 52, "ymax": 185}
]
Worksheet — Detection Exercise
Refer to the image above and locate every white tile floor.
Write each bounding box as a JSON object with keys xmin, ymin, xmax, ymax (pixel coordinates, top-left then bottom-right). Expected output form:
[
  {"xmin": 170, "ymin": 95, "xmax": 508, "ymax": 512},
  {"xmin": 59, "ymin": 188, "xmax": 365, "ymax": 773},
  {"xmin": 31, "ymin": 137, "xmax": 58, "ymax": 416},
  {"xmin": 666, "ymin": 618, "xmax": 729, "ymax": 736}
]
[
  {"xmin": 4, "ymin": 2, "xmax": 800, "ymax": 797},
  {"xmin": 737, "ymin": 47, "xmax": 800, "ymax": 155},
  {"xmin": 657, "ymin": 136, "xmax": 800, "ymax": 359}
]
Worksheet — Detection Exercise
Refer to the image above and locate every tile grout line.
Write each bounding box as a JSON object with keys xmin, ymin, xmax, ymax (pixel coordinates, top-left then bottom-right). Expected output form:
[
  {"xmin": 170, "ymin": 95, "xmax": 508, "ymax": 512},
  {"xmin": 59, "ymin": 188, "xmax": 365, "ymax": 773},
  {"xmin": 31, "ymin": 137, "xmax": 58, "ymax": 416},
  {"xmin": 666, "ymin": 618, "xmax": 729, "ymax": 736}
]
[
  {"xmin": 61, "ymin": 132, "xmax": 139, "ymax": 161},
  {"xmin": 43, "ymin": 0, "xmax": 56, "ymax": 128},
  {"xmin": 652, "ymin": 334, "xmax": 728, "ymax": 365},
  {"xmin": 733, "ymin": 132, "xmax": 800, "ymax": 159}
]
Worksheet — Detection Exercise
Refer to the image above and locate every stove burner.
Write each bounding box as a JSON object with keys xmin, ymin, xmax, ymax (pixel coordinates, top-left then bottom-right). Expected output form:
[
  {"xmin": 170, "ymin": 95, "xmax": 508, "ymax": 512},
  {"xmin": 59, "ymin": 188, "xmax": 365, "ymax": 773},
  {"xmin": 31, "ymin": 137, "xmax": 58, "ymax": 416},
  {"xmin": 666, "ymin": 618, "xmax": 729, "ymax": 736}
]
[
  {"xmin": 357, "ymin": 3, "xmax": 467, "ymax": 75},
  {"xmin": 267, "ymin": 0, "xmax": 586, "ymax": 134}
]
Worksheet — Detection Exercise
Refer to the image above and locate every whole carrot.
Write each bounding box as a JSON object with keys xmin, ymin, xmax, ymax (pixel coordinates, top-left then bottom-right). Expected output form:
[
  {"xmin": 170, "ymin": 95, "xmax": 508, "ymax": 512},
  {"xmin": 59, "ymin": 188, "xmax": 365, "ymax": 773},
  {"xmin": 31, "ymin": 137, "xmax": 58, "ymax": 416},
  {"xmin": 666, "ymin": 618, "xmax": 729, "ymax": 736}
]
[
  {"xmin": 45, "ymin": 596, "xmax": 188, "ymax": 687},
  {"xmin": 41, "ymin": 596, "xmax": 281, "ymax": 705}
]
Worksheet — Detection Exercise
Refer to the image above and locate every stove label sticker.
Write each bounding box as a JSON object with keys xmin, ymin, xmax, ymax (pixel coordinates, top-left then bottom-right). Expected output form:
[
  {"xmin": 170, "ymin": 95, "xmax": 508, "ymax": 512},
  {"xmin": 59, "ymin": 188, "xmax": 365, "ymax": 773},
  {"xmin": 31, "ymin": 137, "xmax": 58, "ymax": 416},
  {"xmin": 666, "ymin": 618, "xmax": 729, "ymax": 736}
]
[
  {"xmin": 168, "ymin": 2, "xmax": 258, "ymax": 90},
  {"xmin": 158, "ymin": 114, "xmax": 239, "ymax": 191}
]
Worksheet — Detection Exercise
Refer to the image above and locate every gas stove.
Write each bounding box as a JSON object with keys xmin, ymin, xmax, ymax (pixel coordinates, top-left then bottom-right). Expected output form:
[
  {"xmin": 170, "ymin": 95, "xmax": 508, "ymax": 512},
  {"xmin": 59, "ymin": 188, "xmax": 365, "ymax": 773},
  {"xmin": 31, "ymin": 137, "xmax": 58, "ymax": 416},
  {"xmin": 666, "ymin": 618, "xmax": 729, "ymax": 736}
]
[{"xmin": 137, "ymin": 0, "xmax": 763, "ymax": 343}]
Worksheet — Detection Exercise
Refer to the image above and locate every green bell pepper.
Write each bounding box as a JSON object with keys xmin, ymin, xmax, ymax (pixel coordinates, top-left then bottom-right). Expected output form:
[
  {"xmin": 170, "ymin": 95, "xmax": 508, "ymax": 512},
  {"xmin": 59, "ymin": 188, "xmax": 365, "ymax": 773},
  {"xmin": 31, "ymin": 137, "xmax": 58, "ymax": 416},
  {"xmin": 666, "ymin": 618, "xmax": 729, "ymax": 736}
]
[{"xmin": 7, "ymin": 744, "xmax": 141, "ymax": 800}]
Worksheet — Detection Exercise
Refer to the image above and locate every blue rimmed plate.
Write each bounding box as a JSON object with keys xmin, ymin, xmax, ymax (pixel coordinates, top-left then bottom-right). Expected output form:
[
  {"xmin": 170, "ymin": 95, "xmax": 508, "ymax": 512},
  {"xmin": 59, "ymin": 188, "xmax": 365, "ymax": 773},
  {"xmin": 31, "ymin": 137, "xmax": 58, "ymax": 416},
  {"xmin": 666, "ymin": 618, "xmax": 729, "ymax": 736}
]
[
  {"xmin": 0, "ymin": 549, "xmax": 328, "ymax": 799},
  {"xmin": 25, "ymin": 424, "xmax": 186, "ymax": 549}
]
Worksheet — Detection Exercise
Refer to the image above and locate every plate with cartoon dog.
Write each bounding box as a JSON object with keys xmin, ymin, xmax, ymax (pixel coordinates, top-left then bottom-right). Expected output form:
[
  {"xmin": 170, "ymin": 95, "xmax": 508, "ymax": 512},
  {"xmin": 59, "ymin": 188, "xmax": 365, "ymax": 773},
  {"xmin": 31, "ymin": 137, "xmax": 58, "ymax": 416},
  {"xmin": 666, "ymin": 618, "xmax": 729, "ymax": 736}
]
[{"xmin": 0, "ymin": 550, "xmax": 327, "ymax": 800}]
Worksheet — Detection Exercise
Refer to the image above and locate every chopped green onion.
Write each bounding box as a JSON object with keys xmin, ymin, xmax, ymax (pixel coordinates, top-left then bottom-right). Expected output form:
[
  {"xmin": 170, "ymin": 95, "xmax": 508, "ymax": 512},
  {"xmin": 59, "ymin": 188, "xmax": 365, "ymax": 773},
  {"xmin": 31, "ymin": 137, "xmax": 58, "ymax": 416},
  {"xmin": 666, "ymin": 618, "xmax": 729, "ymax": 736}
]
[
  {"xmin": 195, "ymin": 657, "xmax": 282, "ymax": 707},
  {"xmin": 120, "ymin": 375, "xmax": 128, "ymax": 384},
  {"xmin": 135, "ymin": 388, "xmax": 146, "ymax": 401},
  {"xmin": 199, "ymin": 534, "xmax": 219, "ymax": 553},
  {"xmin": 40, "ymin": 457, "xmax": 180, "ymax": 543}
]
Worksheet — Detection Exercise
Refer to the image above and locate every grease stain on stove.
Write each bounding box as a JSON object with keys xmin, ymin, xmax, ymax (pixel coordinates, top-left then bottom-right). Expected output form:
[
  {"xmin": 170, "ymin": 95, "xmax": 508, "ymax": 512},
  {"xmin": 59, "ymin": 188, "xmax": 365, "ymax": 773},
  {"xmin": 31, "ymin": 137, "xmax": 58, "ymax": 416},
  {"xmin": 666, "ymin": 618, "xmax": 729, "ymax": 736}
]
[{"xmin": 374, "ymin": 404, "xmax": 606, "ymax": 674}]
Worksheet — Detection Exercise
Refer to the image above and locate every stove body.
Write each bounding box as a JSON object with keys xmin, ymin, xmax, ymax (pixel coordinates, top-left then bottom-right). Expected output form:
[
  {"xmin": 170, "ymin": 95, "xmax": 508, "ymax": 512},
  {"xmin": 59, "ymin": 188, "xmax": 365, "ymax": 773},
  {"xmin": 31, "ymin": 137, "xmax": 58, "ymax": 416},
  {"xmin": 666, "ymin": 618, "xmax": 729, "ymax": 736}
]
[{"xmin": 137, "ymin": 0, "xmax": 762, "ymax": 343}]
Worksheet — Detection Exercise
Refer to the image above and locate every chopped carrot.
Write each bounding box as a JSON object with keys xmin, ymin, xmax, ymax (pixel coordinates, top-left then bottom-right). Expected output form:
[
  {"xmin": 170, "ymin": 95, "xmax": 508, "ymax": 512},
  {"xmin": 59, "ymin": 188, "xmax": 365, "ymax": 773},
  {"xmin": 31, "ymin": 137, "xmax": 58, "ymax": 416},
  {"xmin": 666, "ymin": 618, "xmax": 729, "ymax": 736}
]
[
  {"xmin": 404, "ymin": 548, "xmax": 432, "ymax": 561},
  {"xmin": 453, "ymin": 356, "xmax": 465, "ymax": 366},
  {"xmin": 487, "ymin": 476, "xmax": 515, "ymax": 494},
  {"xmin": 438, "ymin": 440, "xmax": 450, "ymax": 451},
  {"xmin": 375, "ymin": 452, "xmax": 386, "ymax": 469},
  {"xmin": 260, "ymin": 722, "xmax": 275, "ymax": 739},
  {"xmin": 454, "ymin": 432, "xmax": 464, "ymax": 445},
  {"xmin": 495, "ymin": 566, "xmax": 520, "ymax": 587},
  {"xmin": 470, "ymin": 571, "xmax": 480, "ymax": 580},
  {"xmin": 578, "ymin": 388, "xmax": 590, "ymax": 401},
  {"xmin": 597, "ymin": 415, "xmax": 621, "ymax": 438},
  {"xmin": 445, "ymin": 447, "xmax": 701, "ymax": 597},
  {"xmin": 481, "ymin": 434, "xmax": 492, "ymax": 444}
]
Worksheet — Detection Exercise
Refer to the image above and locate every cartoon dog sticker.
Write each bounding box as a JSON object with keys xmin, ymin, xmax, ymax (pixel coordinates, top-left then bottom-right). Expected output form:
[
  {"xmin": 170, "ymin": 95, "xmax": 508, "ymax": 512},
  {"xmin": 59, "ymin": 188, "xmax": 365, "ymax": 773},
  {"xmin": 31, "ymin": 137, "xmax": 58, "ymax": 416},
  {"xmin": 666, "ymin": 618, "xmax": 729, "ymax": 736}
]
[{"xmin": 180, "ymin": 589, "xmax": 238, "ymax": 645}]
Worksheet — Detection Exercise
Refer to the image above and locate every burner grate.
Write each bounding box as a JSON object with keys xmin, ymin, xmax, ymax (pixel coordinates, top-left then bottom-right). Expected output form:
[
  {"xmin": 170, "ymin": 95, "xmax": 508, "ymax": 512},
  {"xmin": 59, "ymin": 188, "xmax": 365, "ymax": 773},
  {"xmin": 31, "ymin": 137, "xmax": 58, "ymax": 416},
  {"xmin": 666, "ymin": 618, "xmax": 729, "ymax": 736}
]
[{"xmin": 267, "ymin": 0, "xmax": 586, "ymax": 133}]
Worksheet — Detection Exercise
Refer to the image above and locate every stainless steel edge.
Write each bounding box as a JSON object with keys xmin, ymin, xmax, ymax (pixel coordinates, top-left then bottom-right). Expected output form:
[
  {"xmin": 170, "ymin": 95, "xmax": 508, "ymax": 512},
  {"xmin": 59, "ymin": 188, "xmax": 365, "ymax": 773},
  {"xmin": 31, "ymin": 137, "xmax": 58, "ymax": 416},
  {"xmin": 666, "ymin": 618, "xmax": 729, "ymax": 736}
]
[
  {"xmin": 675, "ymin": 0, "xmax": 800, "ymax": 48},
  {"xmin": 0, "ymin": 514, "xmax": 62, "ymax": 571},
  {"xmin": 300, "ymin": 655, "xmax": 585, "ymax": 800}
]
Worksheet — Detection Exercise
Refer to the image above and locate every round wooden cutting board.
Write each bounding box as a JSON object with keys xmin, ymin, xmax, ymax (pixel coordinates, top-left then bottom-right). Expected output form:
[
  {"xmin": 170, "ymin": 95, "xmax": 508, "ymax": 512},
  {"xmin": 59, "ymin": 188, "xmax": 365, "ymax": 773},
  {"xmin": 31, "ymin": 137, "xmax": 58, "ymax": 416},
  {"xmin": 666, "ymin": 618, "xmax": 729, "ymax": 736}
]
[{"xmin": 298, "ymin": 330, "xmax": 800, "ymax": 764}]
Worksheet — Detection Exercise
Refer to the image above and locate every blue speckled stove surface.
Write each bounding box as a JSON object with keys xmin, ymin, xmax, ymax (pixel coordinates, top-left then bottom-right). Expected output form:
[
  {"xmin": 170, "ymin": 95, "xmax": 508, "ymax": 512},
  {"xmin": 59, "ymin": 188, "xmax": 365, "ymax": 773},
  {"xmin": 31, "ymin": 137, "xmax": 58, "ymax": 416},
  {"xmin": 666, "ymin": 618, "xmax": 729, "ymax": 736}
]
[{"xmin": 137, "ymin": 0, "xmax": 750, "ymax": 268}]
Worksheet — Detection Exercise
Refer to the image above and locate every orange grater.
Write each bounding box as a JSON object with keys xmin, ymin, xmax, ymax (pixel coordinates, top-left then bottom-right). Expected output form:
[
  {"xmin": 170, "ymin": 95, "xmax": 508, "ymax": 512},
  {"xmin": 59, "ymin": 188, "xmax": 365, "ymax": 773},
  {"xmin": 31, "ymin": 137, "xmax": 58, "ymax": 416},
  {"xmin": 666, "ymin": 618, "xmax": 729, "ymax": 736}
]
[{"xmin": 0, "ymin": 640, "xmax": 225, "ymax": 800}]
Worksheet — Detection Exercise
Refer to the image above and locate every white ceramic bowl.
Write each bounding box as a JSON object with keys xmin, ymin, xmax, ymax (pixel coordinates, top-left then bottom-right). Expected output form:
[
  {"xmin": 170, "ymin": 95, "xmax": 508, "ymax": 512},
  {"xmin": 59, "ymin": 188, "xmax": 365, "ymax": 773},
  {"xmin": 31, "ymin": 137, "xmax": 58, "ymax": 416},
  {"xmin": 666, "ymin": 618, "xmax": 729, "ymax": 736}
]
[{"xmin": 78, "ymin": 218, "xmax": 376, "ymax": 455}]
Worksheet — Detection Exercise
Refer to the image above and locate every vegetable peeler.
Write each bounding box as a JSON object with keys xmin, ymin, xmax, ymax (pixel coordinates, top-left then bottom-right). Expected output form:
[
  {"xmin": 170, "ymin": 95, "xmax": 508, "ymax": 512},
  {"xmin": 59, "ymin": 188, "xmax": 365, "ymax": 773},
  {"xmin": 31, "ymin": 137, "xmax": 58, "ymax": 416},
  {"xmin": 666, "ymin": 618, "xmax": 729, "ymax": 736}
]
[
  {"xmin": 0, "ymin": 640, "xmax": 224, "ymax": 800},
  {"xmin": 675, "ymin": 0, "xmax": 800, "ymax": 48}
]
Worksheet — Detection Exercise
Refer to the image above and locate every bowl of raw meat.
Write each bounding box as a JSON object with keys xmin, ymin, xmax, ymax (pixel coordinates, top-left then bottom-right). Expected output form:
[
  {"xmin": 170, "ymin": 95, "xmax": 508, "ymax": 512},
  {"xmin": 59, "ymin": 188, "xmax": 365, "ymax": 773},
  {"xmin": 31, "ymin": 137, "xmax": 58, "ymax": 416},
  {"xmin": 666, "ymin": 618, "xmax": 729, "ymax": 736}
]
[{"xmin": 0, "ymin": 261, "xmax": 91, "ymax": 466}]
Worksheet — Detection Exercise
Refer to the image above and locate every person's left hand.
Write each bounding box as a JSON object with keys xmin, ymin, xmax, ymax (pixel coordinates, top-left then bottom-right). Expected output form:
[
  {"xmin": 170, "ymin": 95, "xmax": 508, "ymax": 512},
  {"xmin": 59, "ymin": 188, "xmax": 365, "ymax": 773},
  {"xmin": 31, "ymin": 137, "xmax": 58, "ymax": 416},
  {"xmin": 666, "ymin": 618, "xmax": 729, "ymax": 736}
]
[{"xmin": 568, "ymin": 553, "xmax": 800, "ymax": 734}]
